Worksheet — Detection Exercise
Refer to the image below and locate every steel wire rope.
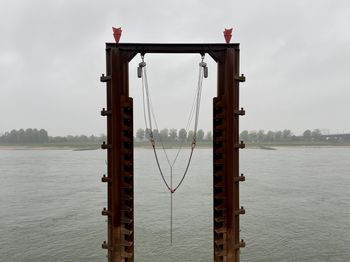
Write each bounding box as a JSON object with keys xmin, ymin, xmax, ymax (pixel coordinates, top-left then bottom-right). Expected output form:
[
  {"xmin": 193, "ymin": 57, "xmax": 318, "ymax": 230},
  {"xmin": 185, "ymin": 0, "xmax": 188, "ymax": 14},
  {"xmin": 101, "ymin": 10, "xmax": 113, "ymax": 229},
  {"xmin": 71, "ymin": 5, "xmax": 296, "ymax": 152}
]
[
  {"xmin": 172, "ymin": 67, "xmax": 204, "ymax": 192},
  {"xmin": 142, "ymin": 66, "xmax": 172, "ymax": 191},
  {"xmin": 148, "ymin": 67, "xmax": 199, "ymax": 168},
  {"xmin": 143, "ymin": 66, "xmax": 171, "ymax": 166},
  {"xmin": 141, "ymin": 67, "xmax": 150, "ymax": 133},
  {"xmin": 140, "ymin": 55, "xmax": 206, "ymax": 244},
  {"xmin": 141, "ymin": 60, "xmax": 204, "ymax": 192},
  {"xmin": 170, "ymin": 64, "xmax": 203, "ymax": 168}
]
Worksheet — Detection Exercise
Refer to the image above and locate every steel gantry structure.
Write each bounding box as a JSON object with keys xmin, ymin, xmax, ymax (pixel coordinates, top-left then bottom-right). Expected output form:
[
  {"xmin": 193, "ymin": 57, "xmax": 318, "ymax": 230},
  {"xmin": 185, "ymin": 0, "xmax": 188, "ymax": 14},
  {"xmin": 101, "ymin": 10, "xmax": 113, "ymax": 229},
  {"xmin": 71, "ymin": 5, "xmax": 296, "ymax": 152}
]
[{"xmin": 100, "ymin": 43, "xmax": 246, "ymax": 262}]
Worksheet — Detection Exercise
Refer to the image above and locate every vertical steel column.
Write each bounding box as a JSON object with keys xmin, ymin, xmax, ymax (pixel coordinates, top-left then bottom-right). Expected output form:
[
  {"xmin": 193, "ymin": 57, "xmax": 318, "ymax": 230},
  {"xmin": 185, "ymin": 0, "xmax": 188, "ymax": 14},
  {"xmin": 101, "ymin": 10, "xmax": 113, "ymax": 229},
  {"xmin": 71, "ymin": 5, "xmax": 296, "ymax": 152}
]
[
  {"xmin": 101, "ymin": 47, "xmax": 134, "ymax": 262},
  {"xmin": 213, "ymin": 47, "xmax": 245, "ymax": 262}
]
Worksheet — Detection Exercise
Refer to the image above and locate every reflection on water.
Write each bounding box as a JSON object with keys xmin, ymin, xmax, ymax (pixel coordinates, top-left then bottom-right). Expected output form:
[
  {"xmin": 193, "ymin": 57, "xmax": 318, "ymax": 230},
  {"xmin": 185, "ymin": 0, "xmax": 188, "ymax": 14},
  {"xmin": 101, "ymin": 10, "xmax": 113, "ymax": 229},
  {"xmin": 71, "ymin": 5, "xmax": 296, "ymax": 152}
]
[{"xmin": 0, "ymin": 147, "xmax": 349, "ymax": 261}]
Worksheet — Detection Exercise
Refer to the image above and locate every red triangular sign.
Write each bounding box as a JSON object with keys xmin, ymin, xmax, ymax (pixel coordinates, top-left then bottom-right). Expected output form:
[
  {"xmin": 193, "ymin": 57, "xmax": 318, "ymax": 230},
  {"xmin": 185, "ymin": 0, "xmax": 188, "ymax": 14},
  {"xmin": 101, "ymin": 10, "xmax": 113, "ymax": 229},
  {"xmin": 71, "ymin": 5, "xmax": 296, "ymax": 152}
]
[
  {"xmin": 112, "ymin": 27, "xmax": 122, "ymax": 43},
  {"xmin": 224, "ymin": 28, "xmax": 233, "ymax": 44}
]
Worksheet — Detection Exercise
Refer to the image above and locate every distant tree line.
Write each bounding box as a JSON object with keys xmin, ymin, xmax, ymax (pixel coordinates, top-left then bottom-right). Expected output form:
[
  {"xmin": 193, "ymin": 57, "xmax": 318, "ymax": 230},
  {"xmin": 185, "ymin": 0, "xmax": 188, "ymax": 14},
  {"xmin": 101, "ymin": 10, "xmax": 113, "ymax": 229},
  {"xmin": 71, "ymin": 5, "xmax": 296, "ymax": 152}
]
[
  {"xmin": 0, "ymin": 128, "xmax": 106, "ymax": 144},
  {"xmin": 0, "ymin": 128, "xmax": 49, "ymax": 143},
  {"xmin": 135, "ymin": 128, "xmax": 332, "ymax": 143},
  {"xmin": 135, "ymin": 128, "xmax": 212, "ymax": 142},
  {"xmin": 49, "ymin": 134, "xmax": 106, "ymax": 144},
  {"xmin": 239, "ymin": 129, "xmax": 329, "ymax": 143},
  {"xmin": 240, "ymin": 129, "xmax": 293, "ymax": 143},
  {"xmin": 1, "ymin": 128, "xmax": 347, "ymax": 145}
]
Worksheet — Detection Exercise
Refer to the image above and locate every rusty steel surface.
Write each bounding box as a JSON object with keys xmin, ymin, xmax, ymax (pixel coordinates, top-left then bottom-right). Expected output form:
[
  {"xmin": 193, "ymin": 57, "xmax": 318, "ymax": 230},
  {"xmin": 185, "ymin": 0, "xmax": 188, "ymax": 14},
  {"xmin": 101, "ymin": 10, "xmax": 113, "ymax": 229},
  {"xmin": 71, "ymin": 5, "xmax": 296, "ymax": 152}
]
[
  {"xmin": 100, "ymin": 43, "xmax": 245, "ymax": 262},
  {"xmin": 105, "ymin": 43, "xmax": 239, "ymax": 63},
  {"xmin": 101, "ymin": 47, "xmax": 134, "ymax": 261},
  {"xmin": 213, "ymin": 48, "xmax": 245, "ymax": 261}
]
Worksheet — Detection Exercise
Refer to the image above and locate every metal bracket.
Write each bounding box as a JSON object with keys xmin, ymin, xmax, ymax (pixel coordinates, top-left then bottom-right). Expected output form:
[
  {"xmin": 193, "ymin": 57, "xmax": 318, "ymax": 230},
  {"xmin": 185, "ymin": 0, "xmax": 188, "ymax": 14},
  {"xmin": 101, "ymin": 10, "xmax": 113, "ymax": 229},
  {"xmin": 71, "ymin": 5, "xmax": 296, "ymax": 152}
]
[
  {"xmin": 234, "ymin": 107, "xmax": 245, "ymax": 116},
  {"xmin": 234, "ymin": 74, "xmax": 246, "ymax": 82},
  {"xmin": 121, "ymin": 204, "xmax": 133, "ymax": 212},
  {"xmin": 214, "ymin": 204, "xmax": 227, "ymax": 211},
  {"xmin": 234, "ymin": 141, "xmax": 245, "ymax": 149},
  {"xmin": 121, "ymin": 216, "xmax": 133, "ymax": 224},
  {"xmin": 235, "ymin": 240, "xmax": 246, "ymax": 249},
  {"xmin": 101, "ymin": 174, "xmax": 112, "ymax": 183},
  {"xmin": 120, "ymin": 240, "xmax": 133, "ymax": 247},
  {"xmin": 234, "ymin": 206, "xmax": 246, "ymax": 215},
  {"xmin": 234, "ymin": 174, "xmax": 246, "ymax": 182},
  {"xmin": 101, "ymin": 141, "xmax": 112, "ymax": 149},
  {"xmin": 121, "ymin": 252, "xmax": 133, "ymax": 259},
  {"xmin": 101, "ymin": 208, "xmax": 112, "ymax": 216},
  {"xmin": 101, "ymin": 108, "xmax": 112, "ymax": 116},
  {"xmin": 215, "ymin": 227, "xmax": 227, "ymax": 234},
  {"xmin": 121, "ymin": 227, "xmax": 133, "ymax": 235},
  {"xmin": 100, "ymin": 74, "xmax": 112, "ymax": 82},
  {"xmin": 214, "ymin": 181, "xmax": 224, "ymax": 188},
  {"xmin": 214, "ymin": 250, "xmax": 226, "ymax": 257},
  {"xmin": 214, "ymin": 239, "xmax": 225, "ymax": 245},
  {"xmin": 102, "ymin": 241, "xmax": 113, "ymax": 250}
]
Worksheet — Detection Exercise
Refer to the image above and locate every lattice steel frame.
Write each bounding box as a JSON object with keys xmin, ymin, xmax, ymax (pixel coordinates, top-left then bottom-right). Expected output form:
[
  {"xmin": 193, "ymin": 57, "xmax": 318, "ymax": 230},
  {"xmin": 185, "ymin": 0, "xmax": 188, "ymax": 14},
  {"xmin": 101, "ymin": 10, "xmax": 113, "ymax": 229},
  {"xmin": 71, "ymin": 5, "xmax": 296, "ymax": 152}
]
[{"xmin": 100, "ymin": 43, "xmax": 246, "ymax": 262}]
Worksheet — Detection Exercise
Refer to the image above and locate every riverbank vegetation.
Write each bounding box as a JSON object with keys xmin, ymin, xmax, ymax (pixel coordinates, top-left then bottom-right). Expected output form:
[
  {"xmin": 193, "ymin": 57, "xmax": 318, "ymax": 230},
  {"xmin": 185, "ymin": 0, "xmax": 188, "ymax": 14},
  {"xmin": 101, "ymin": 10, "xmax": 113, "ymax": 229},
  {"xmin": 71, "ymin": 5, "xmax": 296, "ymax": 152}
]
[{"xmin": 0, "ymin": 128, "xmax": 349, "ymax": 149}]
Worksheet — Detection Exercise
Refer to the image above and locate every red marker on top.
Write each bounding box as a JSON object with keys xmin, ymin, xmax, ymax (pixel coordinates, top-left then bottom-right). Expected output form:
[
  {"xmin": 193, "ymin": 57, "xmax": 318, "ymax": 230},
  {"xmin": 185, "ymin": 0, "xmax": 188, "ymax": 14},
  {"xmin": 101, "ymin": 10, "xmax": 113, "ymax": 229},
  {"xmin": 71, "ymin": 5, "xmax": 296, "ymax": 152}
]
[
  {"xmin": 112, "ymin": 27, "xmax": 122, "ymax": 43},
  {"xmin": 224, "ymin": 28, "xmax": 233, "ymax": 44}
]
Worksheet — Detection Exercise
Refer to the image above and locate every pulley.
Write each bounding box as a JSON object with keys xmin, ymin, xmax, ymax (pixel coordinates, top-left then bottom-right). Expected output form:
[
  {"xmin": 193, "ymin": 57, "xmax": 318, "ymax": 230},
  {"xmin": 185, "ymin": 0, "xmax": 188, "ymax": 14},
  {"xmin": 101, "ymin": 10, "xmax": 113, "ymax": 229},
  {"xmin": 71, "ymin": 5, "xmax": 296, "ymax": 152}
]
[
  {"xmin": 199, "ymin": 56, "xmax": 208, "ymax": 78},
  {"xmin": 137, "ymin": 56, "xmax": 146, "ymax": 78}
]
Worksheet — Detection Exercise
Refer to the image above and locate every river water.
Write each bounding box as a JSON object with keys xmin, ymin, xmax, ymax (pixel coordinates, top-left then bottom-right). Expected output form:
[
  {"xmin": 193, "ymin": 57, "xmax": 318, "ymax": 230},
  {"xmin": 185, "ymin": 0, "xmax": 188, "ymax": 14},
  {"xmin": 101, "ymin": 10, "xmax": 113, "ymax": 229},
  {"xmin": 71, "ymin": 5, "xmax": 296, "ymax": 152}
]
[{"xmin": 0, "ymin": 147, "xmax": 349, "ymax": 261}]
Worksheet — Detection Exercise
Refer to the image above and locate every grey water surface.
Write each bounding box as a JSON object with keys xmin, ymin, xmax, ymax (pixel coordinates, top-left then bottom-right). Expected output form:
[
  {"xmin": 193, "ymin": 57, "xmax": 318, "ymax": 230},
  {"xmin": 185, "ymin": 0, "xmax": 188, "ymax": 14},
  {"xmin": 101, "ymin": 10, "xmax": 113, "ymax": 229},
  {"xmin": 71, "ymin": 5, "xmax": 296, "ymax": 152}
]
[{"xmin": 0, "ymin": 147, "xmax": 349, "ymax": 261}]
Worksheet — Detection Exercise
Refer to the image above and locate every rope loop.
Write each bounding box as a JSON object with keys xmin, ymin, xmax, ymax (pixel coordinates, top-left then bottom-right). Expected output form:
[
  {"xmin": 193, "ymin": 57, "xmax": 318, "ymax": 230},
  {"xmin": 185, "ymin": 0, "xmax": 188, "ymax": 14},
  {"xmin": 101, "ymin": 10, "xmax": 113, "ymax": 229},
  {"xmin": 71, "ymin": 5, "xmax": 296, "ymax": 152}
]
[
  {"xmin": 191, "ymin": 141, "xmax": 196, "ymax": 149},
  {"xmin": 140, "ymin": 54, "xmax": 206, "ymax": 192},
  {"xmin": 139, "ymin": 54, "xmax": 206, "ymax": 244}
]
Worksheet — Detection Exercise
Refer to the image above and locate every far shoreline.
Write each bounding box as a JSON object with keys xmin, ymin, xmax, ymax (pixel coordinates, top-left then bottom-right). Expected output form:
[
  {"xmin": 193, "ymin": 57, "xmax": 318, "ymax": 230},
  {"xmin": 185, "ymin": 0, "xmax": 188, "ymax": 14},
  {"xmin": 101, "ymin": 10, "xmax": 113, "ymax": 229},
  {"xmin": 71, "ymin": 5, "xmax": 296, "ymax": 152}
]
[{"xmin": 1, "ymin": 142, "xmax": 350, "ymax": 151}]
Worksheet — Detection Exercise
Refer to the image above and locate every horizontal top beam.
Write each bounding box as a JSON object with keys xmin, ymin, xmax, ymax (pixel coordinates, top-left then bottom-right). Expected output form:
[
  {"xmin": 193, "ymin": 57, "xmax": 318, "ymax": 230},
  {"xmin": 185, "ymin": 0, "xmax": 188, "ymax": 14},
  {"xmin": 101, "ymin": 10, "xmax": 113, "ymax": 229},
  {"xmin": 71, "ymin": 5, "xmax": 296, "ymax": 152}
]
[{"xmin": 105, "ymin": 43, "xmax": 239, "ymax": 62}]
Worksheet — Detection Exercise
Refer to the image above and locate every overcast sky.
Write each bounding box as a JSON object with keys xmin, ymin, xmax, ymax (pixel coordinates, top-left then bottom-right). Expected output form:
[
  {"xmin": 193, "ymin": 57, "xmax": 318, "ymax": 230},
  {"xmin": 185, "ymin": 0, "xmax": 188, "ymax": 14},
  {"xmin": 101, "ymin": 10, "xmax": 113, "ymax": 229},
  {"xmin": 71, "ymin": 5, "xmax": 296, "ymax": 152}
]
[{"xmin": 1, "ymin": 0, "xmax": 349, "ymax": 136}]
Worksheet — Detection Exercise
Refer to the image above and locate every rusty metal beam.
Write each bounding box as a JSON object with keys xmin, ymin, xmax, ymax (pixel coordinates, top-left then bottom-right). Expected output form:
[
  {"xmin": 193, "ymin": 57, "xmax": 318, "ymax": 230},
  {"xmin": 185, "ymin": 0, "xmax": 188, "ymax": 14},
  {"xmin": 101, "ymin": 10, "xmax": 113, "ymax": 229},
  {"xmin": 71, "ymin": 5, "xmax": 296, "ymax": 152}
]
[
  {"xmin": 106, "ymin": 43, "xmax": 239, "ymax": 62},
  {"xmin": 214, "ymin": 47, "xmax": 245, "ymax": 261},
  {"xmin": 101, "ymin": 47, "xmax": 134, "ymax": 261}
]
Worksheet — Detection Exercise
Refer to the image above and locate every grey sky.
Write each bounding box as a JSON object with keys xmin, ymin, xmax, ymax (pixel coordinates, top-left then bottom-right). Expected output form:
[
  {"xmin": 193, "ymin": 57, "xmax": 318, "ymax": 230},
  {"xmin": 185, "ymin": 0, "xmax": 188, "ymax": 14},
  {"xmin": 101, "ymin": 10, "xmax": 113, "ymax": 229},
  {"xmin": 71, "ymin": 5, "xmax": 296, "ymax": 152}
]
[{"xmin": 1, "ymin": 0, "xmax": 349, "ymax": 136}]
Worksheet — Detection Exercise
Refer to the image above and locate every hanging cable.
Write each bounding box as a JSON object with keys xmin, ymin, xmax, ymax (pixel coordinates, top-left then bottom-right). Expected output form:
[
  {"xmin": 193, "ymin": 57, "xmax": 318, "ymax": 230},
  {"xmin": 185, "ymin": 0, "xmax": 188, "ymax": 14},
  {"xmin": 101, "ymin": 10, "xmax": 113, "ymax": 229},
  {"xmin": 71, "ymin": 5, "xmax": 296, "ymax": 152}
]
[
  {"xmin": 140, "ymin": 54, "xmax": 206, "ymax": 192},
  {"xmin": 139, "ymin": 54, "xmax": 207, "ymax": 244},
  {"xmin": 170, "ymin": 166, "xmax": 173, "ymax": 244}
]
